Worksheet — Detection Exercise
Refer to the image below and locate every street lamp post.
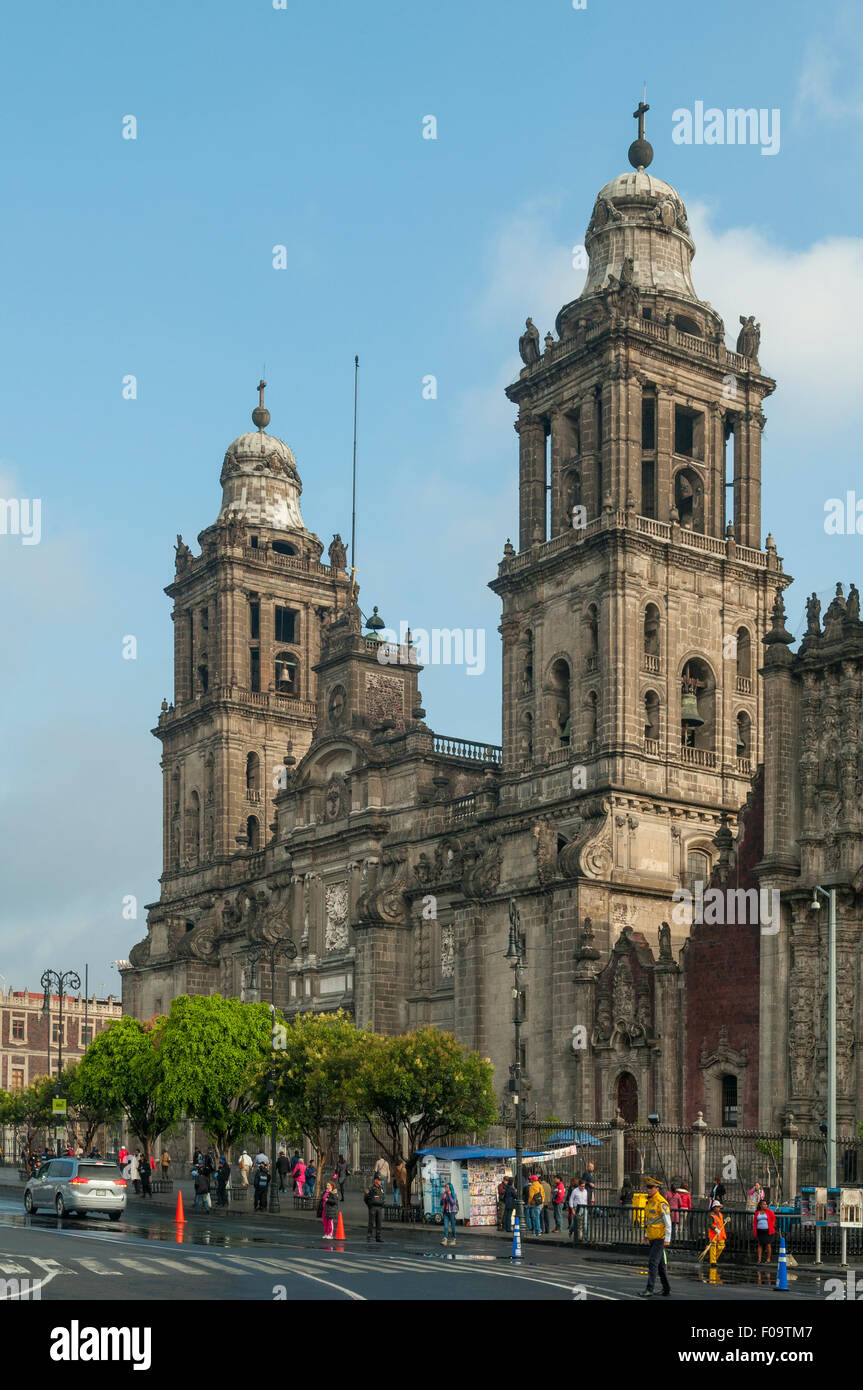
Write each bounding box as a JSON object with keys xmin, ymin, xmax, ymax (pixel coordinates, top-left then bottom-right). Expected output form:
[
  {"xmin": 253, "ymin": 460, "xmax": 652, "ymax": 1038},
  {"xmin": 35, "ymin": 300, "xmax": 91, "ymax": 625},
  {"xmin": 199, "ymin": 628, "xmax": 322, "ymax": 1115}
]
[
  {"xmin": 811, "ymin": 887, "xmax": 837, "ymax": 1187},
  {"xmin": 41, "ymin": 968, "xmax": 81, "ymax": 1153},
  {"xmin": 504, "ymin": 899, "xmax": 526, "ymax": 1240},
  {"xmin": 245, "ymin": 937, "xmax": 297, "ymax": 1213}
]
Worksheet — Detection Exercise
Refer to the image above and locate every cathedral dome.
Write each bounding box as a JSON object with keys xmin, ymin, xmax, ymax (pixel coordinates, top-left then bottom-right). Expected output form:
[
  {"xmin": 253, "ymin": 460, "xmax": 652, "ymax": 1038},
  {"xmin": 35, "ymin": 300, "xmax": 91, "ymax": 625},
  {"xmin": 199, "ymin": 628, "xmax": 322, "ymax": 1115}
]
[
  {"xmin": 216, "ymin": 384, "xmax": 307, "ymax": 532},
  {"xmin": 579, "ymin": 166, "xmax": 697, "ymax": 301},
  {"xmin": 223, "ymin": 429, "xmax": 298, "ymax": 475}
]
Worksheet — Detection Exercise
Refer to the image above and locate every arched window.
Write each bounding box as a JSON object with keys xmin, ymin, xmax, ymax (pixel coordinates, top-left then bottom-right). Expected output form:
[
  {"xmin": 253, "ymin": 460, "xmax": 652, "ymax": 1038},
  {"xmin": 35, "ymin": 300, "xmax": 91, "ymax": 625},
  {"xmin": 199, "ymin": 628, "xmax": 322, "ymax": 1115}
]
[
  {"xmin": 644, "ymin": 689, "xmax": 660, "ymax": 746},
  {"xmin": 565, "ymin": 469, "xmax": 582, "ymax": 524},
  {"xmin": 275, "ymin": 651, "xmax": 299, "ymax": 695},
  {"xmin": 271, "ymin": 540, "xmax": 297, "ymax": 557},
  {"xmin": 680, "ymin": 658, "xmax": 716, "ymax": 754},
  {"xmin": 685, "ymin": 848, "xmax": 710, "ymax": 897},
  {"xmin": 736, "ymin": 711, "xmax": 752, "ymax": 763},
  {"xmin": 246, "ymin": 815, "xmax": 260, "ymax": 852},
  {"xmin": 521, "ymin": 631, "xmax": 533, "ymax": 695},
  {"xmin": 736, "ymin": 627, "xmax": 751, "ymax": 691},
  {"xmin": 674, "ymin": 466, "xmax": 704, "ymax": 530},
  {"xmin": 197, "ymin": 663, "xmax": 209, "ymax": 695},
  {"xmin": 722, "ymin": 1074, "xmax": 739, "ymax": 1128},
  {"xmin": 643, "ymin": 604, "xmax": 661, "ymax": 667},
  {"xmin": 547, "ymin": 658, "xmax": 571, "ymax": 745},
  {"xmin": 245, "ymin": 752, "xmax": 261, "ymax": 794}
]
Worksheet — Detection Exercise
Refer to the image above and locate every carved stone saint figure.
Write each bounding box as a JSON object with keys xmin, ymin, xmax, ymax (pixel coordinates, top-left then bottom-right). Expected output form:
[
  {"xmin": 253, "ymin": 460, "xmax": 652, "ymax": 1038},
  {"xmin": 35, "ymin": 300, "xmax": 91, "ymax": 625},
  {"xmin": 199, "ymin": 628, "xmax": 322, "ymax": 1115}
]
[
  {"xmin": 328, "ymin": 533, "xmax": 347, "ymax": 571},
  {"xmin": 518, "ymin": 317, "xmax": 541, "ymax": 366},
  {"xmin": 806, "ymin": 592, "xmax": 822, "ymax": 636},
  {"xmin": 736, "ymin": 315, "xmax": 761, "ymax": 358},
  {"xmin": 175, "ymin": 534, "xmax": 192, "ymax": 569}
]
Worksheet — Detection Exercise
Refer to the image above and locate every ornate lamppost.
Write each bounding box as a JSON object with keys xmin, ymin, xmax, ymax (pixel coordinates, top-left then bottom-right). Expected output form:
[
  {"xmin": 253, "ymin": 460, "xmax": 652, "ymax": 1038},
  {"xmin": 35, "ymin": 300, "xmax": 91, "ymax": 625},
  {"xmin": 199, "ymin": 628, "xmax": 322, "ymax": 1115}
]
[
  {"xmin": 504, "ymin": 898, "xmax": 526, "ymax": 1240},
  {"xmin": 41, "ymin": 968, "xmax": 81, "ymax": 1153},
  {"xmin": 244, "ymin": 937, "xmax": 297, "ymax": 1212}
]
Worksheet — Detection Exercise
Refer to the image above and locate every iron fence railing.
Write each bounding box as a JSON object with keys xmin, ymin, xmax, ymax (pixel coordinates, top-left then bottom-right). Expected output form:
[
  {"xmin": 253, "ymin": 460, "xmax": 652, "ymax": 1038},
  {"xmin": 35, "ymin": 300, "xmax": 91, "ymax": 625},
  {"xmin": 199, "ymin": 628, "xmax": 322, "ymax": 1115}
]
[{"xmin": 703, "ymin": 1128, "xmax": 783, "ymax": 1204}]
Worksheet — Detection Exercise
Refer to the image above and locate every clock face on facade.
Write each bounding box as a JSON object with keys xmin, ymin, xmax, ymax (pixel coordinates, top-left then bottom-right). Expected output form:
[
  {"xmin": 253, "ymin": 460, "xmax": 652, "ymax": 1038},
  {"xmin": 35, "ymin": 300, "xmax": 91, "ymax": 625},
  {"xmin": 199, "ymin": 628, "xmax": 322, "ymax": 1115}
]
[{"xmin": 328, "ymin": 684, "xmax": 346, "ymax": 726}]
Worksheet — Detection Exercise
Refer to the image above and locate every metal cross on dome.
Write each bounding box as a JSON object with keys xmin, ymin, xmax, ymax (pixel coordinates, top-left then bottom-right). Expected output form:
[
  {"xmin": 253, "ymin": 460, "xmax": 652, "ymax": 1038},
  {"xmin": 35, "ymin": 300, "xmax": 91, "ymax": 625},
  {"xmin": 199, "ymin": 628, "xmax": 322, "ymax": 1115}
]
[{"xmin": 633, "ymin": 93, "xmax": 649, "ymax": 141}]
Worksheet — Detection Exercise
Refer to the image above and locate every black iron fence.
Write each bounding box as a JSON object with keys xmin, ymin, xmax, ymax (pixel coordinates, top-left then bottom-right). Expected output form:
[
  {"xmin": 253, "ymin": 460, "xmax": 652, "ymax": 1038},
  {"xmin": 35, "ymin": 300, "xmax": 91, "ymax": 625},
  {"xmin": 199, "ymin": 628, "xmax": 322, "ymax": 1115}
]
[{"xmin": 703, "ymin": 1128, "xmax": 783, "ymax": 1203}]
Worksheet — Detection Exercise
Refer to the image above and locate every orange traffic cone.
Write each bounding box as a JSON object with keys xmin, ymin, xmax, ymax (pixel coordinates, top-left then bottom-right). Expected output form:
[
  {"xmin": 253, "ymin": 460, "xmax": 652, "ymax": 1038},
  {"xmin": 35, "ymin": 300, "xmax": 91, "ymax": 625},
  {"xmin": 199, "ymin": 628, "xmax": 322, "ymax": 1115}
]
[
  {"xmin": 175, "ymin": 1190, "xmax": 186, "ymax": 1224},
  {"xmin": 335, "ymin": 1211, "xmax": 346, "ymax": 1240}
]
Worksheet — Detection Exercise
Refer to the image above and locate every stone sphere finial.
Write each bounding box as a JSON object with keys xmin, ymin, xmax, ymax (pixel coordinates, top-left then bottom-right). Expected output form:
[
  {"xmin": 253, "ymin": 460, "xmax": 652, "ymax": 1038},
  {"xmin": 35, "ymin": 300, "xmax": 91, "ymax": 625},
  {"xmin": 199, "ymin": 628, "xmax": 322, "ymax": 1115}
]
[{"xmin": 252, "ymin": 378, "xmax": 271, "ymax": 431}]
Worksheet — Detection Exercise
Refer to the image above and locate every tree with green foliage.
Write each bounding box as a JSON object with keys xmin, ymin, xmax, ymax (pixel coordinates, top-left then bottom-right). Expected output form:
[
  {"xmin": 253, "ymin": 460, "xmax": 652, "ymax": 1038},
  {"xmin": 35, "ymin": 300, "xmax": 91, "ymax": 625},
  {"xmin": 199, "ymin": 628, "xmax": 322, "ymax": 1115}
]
[
  {"xmin": 158, "ymin": 993, "xmax": 289, "ymax": 1159},
  {"xmin": 357, "ymin": 1028, "xmax": 497, "ymax": 1200},
  {"xmin": 267, "ymin": 1010, "xmax": 367, "ymax": 1194},
  {"xmin": 1, "ymin": 1076, "xmax": 55, "ymax": 1165},
  {"xmin": 75, "ymin": 1015, "xmax": 179, "ymax": 1161},
  {"xmin": 62, "ymin": 1062, "xmax": 121, "ymax": 1156}
]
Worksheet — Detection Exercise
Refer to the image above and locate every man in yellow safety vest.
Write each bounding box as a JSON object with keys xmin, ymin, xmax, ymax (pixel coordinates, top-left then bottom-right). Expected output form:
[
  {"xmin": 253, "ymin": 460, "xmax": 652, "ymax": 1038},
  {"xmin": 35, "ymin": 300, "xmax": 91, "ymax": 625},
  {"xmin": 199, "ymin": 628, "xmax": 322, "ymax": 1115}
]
[{"xmin": 639, "ymin": 1177, "xmax": 672, "ymax": 1298}]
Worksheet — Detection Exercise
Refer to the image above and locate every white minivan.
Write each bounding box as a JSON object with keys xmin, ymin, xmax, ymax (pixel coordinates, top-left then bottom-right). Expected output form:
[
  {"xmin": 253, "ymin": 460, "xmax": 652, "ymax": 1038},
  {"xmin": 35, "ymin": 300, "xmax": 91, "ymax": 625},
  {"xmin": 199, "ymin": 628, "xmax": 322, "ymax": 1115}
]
[{"xmin": 24, "ymin": 1157, "xmax": 127, "ymax": 1219}]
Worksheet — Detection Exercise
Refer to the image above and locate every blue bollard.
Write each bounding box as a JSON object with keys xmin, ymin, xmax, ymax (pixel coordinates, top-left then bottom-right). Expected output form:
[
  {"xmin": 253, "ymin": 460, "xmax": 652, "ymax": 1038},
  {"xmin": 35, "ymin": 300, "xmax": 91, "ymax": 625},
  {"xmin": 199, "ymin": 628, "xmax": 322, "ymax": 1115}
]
[
  {"xmin": 512, "ymin": 1214, "xmax": 522, "ymax": 1260},
  {"xmin": 775, "ymin": 1236, "xmax": 788, "ymax": 1291}
]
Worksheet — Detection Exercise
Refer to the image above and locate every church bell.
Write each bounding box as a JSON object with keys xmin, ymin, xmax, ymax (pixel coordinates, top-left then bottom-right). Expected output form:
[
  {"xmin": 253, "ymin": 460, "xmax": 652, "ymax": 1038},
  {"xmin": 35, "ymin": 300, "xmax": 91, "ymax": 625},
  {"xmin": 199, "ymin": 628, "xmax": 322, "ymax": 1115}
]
[{"xmin": 680, "ymin": 691, "xmax": 703, "ymax": 728}]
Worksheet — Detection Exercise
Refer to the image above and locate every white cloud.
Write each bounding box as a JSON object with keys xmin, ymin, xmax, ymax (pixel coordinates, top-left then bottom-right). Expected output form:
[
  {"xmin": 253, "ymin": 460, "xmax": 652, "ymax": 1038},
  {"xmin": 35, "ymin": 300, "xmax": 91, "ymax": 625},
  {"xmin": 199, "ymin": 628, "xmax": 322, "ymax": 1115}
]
[
  {"xmin": 462, "ymin": 198, "xmax": 863, "ymax": 442},
  {"xmin": 795, "ymin": 9, "xmax": 863, "ymax": 122}
]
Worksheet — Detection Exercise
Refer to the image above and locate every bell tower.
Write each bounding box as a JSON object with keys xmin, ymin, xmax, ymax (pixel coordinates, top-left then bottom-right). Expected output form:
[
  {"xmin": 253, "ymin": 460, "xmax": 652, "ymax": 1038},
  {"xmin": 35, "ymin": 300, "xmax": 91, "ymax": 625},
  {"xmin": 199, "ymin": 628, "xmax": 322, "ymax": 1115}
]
[
  {"xmin": 154, "ymin": 385, "xmax": 352, "ymax": 887},
  {"xmin": 492, "ymin": 103, "xmax": 790, "ymax": 854}
]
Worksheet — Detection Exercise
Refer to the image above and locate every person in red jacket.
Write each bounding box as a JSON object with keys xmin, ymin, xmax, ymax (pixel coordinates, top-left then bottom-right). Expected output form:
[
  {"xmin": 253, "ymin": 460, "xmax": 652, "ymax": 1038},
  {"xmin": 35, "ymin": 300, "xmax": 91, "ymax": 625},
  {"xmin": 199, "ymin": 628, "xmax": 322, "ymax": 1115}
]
[{"xmin": 753, "ymin": 1198, "xmax": 776, "ymax": 1263}]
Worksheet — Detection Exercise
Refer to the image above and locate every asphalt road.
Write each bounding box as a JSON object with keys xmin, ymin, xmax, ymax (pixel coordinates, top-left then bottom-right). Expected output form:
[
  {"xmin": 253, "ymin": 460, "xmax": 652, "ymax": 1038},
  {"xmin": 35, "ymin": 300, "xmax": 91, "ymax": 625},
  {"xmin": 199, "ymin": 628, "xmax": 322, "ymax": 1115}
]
[{"xmin": 0, "ymin": 1196, "xmax": 828, "ymax": 1302}]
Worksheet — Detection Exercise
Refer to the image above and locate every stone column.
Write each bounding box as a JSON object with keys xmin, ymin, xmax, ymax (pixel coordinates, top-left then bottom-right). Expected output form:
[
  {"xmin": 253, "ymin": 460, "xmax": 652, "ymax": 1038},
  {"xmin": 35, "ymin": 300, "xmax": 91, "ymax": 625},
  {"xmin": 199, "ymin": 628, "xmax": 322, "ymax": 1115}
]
[
  {"xmin": 655, "ymin": 387, "xmax": 674, "ymax": 524},
  {"xmin": 517, "ymin": 413, "xmax": 547, "ymax": 551},
  {"xmin": 692, "ymin": 1111, "xmax": 708, "ymax": 1199},
  {"xmin": 580, "ymin": 390, "xmax": 599, "ymax": 523},
  {"xmin": 710, "ymin": 403, "xmax": 725, "ymax": 539},
  {"xmin": 261, "ymin": 591, "xmax": 275, "ymax": 693},
  {"xmin": 782, "ymin": 1112, "xmax": 798, "ymax": 1200},
  {"xmin": 611, "ymin": 1113, "xmax": 626, "ymax": 1191}
]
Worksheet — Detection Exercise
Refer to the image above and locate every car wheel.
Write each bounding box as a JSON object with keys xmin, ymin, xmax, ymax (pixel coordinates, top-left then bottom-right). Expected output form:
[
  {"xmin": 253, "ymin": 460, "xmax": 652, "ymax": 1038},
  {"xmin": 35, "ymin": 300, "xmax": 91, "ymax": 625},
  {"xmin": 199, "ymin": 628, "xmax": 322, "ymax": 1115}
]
[
  {"xmin": 55, "ymin": 1193, "xmax": 66, "ymax": 1218},
  {"xmin": 24, "ymin": 1191, "xmax": 37, "ymax": 1214},
  {"xmin": 108, "ymin": 1210, "xmax": 122, "ymax": 1221}
]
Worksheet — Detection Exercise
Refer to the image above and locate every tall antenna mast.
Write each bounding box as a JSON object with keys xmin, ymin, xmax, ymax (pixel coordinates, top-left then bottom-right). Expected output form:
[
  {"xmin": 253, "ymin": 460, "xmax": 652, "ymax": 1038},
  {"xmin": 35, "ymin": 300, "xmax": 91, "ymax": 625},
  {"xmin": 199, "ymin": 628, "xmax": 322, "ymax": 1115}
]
[{"xmin": 350, "ymin": 354, "xmax": 359, "ymax": 599}]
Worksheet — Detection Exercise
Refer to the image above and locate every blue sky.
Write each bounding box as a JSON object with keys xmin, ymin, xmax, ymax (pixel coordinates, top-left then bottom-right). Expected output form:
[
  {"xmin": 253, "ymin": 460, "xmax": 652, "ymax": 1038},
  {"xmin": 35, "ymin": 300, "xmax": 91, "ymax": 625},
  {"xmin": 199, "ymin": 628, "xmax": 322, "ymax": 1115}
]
[{"xmin": 0, "ymin": 0, "xmax": 860, "ymax": 992}]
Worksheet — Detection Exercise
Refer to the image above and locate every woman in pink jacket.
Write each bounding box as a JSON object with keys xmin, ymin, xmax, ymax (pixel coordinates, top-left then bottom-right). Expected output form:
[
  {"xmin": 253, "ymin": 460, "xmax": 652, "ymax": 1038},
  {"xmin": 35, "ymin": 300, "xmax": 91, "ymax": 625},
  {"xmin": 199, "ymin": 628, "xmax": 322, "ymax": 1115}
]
[{"xmin": 292, "ymin": 1157, "xmax": 306, "ymax": 1195}]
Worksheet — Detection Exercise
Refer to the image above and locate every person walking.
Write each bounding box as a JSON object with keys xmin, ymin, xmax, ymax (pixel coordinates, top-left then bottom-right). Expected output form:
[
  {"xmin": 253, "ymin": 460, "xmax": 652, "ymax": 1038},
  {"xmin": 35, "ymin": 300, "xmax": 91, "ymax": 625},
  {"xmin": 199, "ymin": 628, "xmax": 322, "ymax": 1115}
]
[
  {"xmin": 708, "ymin": 1175, "xmax": 726, "ymax": 1210},
  {"xmin": 540, "ymin": 1175, "xmax": 553, "ymax": 1234},
  {"xmin": 193, "ymin": 1163, "xmax": 212, "ymax": 1212},
  {"xmin": 124, "ymin": 1151, "xmax": 140, "ymax": 1195},
  {"xmin": 707, "ymin": 1200, "xmax": 727, "ymax": 1266},
  {"xmin": 581, "ymin": 1161, "xmax": 596, "ymax": 1207},
  {"xmin": 238, "ymin": 1150, "xmax": 252, "ymax": 1187},
  {"xmin": 276, "ymin": 1150, "xmax": 290, "ymax": 1193},
  {"xmin": 216, "ymin": 1157, "xmax": 230, "ymax": 1207},
  {"xmin": 335, "ymin": 1153, "xmax": 350, "ymax": 1202},
  {"xmin": 160, "ymin": 1148, "xmax": 171, "ymax": 1181},
  {"xmin": 747, "ymin": 1179, "xmax": 765, "ymax": 1212},
  {"xmin": 319, "ymin": 1180, "xmax": 339, "ymax": 1239},
  {"xmin": 502, "ymin": 1177, "xmax": 518, "ymax": 1233},
  {"xmin": 552, "ymin": 1176, "xmax": 566, "ymax": 1232},
  {"xmin": 527, "ymin": 1174, "xmax": 544, "ymax": 1235},
  {"xmin": 374, "ymin": 1155, "xmax": 391, "ymax": 1195},
  {"xmin": 118, "ymin": 1144, "xmax": 128, "ymax": 1168},
  {"xmin": 305, "ymin": 1159, "xmax": 317, "ymax": 1197},
  {"xmin": 139, "ymin": 1154, "xmax": 152, "ymax": 1198},
  {"xmin": 392, "ymin": 1155, "xmax": 408, "ymax": 1208},
  {"xmin": 569, "ymin": 1178, "xmax": 589, "ymax": 1242},
  {"xmin": 253, "ymin": 1158, "xmax": 271, "ymax": 1212},
  {"xmin": 364, "ymin": 1175, "xmax": 385, "ymax": 1242},
  {"xmin": 441, "ymin": 1182, "xmax": 459, "ymax": 1246},
  {"xmin": 665, "ymin": 1182, "xmax": 684, "ymax": 1241},
  {"xmin": 291, "ymin": 1155, "xmax": 307, "ymax": 1196},
  {"xmin": 753, "ymin": 1199, "xmax": 776, "ymax": 1264},
  {"xmin": 639, "ymin": 1177, "xmax": 672, "ymax": 1298}
]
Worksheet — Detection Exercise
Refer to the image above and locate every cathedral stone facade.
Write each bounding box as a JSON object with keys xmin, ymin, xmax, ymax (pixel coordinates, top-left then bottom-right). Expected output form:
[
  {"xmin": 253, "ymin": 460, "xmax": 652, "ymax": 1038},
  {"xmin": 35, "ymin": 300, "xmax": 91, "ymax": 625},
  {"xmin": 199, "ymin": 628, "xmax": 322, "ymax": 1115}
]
[{"xmin": 123, "ymin": 125, "xmax": 862, "ymax": 1135}]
